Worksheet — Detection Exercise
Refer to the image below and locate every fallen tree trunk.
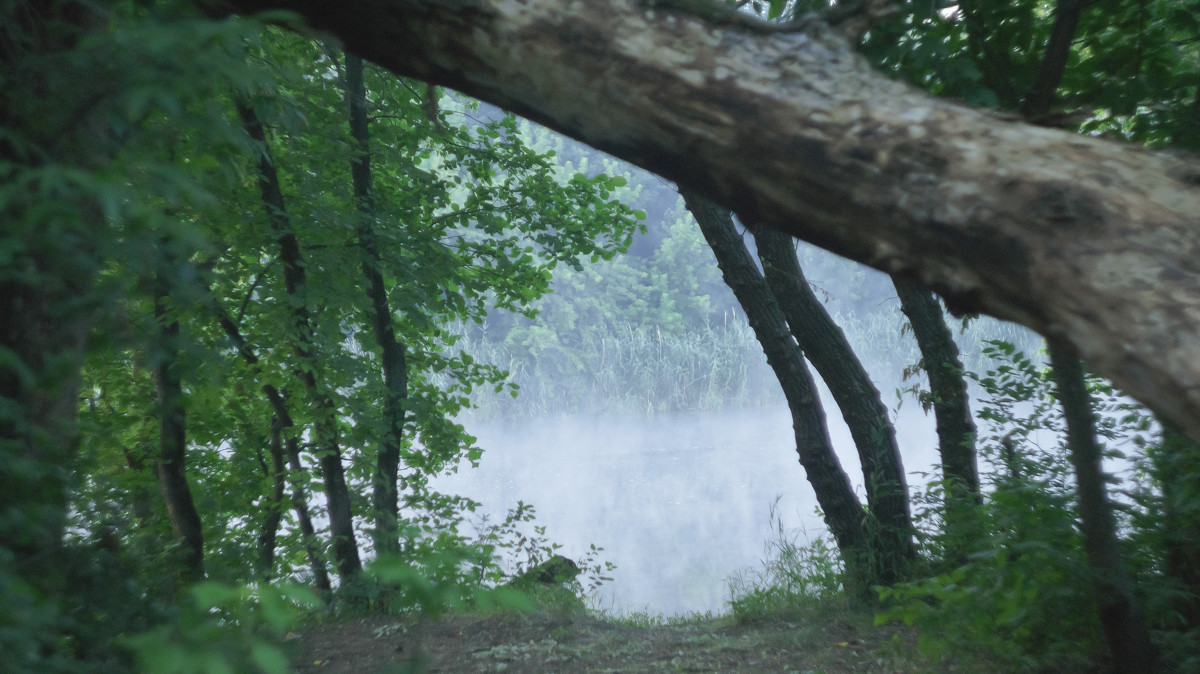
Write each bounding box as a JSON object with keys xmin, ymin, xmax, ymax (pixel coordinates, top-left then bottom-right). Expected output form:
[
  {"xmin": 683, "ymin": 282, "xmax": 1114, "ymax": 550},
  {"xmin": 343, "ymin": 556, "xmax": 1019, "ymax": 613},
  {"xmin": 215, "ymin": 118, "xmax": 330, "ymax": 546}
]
[{"xmin": 224, "ymin": 0, "xmax": 1200, "ymax": 440}]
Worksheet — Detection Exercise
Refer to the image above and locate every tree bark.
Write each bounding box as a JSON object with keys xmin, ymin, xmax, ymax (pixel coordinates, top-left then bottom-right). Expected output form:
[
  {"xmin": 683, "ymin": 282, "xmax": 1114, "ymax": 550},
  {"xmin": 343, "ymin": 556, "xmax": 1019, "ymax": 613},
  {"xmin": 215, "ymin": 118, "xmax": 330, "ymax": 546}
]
[
  {"xmin": 1158, "ymin": 427, "xmax": 1200, "ymax": 630},
  {"xmin": 753, "ymin": 225, "xmax": 914, "ymax": 583},
  {"xmin": 1047, "ymin": 339, "xmax": 1157, "ymax": 672},
  {"xmin": 892, "ymin": 277, "xmax": 980, "ymax": 553},
  {"xmin": 256, "ymin": 413, "xmax": 288, "ymax": 578},
  {"xmin": 238, "ymin": 101, "xmax": 363, "ymax": 582},
  {"xmin": 223, "ymin": 0, "xmax": 1200, "ymax": 442},
  {"xmin": 215, "ymin": 311, "xmax": 333, "ymax": 594},
  {"xmin": 152, "ymin": 267, "xmax": 205, "ymax": 584},
  {"xmin": 682, "ymin": 191, "xmax": 874, "ymax": 590},
  {"xmin": 1019, "ymin": 0, "xmax": 1088, "ymax": 120},
  {"xmin": 344, "ymin": 53, "xmax": 409, "ymax": 557}
]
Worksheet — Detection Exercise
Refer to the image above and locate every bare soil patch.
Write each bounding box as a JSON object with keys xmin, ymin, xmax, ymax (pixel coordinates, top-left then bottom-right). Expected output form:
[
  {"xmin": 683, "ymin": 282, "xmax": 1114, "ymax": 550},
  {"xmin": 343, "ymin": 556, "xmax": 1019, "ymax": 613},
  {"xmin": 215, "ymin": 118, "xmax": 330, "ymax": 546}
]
[{"xmin": 289, "ymin": 608, "xmax": 973, "ymax": 673}]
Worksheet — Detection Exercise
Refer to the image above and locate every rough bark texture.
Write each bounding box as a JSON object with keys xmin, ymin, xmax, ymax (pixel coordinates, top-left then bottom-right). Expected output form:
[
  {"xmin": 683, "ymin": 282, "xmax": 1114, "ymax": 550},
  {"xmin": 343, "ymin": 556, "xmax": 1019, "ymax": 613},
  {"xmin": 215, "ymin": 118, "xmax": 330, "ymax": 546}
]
[
  {"xmin": 753, "ymin": 225, "xmax": 913, "ymax": 581},
  {"xmin": 683, "ymin": 191, "xmax": 873, "ymax": 588},
  {"xmin": 345, "ymin": 54, "xmax": 408, "ymax": 557},
  {"xmin": 893, "ymin": 278, "xmax": 979, "ymax": 561},
  {"xmin": 238, "ymin": 101, "xmax": 363, "ymax": 581},
  {"xmin": 1047, "ymin": 339, "xmax": 1157, "ymax": 672},
  {"xmin": 224, "ymin": 0, "xmax": 1200, "ymax": 443},
  {"xmin": 153, "ymin": 271, "xmax": 205, "ymax": 583},
  {"xmin": 892, "ymin": 279, "xmax": 979, "ymax": 498}
]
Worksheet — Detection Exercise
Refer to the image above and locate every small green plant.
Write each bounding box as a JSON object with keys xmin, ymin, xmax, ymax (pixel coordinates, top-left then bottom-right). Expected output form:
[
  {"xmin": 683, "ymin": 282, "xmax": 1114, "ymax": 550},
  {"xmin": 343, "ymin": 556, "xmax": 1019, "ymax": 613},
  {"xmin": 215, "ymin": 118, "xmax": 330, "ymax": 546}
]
[
  {"xmin": 469, "ymin": 501, "xmax": 615, "ymax": 601},
  {"xmin": 124, "ymin": 582, "xmax": 321, "ymax": 674},
  {"xmin": 727, "ymin": 499, "xmax": 847, "ymax": 623},
  {"xmin": 876, "ymin": 341, "xmax": 1130, "ymax": 670}
]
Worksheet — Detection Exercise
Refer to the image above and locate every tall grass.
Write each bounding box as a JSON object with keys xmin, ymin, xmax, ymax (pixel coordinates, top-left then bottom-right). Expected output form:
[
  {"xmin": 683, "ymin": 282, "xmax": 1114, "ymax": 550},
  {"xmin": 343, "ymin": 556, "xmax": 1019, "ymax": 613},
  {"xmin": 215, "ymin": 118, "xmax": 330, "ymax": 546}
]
[
  {"xmin": 445, "ymin": 320, "xmax": 785, "ymax": 419},
  {"xmin": 726, "ymin": 499, "xmax": 845, "ymax": 622},
  {"xmin": 435, "ymin": 305, "xmax": 1043, "ymax": 421}
]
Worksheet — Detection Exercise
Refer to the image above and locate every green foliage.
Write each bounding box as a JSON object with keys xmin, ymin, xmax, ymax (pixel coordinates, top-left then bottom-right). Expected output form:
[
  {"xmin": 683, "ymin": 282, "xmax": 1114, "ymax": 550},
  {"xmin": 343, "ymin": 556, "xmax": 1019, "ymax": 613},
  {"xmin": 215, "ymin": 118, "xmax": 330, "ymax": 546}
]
[
  {"xmin": 877, "ymin": 341, "xmax": 1200, "ymax": 670},
  {"xmin": 125, "ymin": 582, "xmax": 320, "ymax": 674},
  {"xmin": 860, "ymin": 0, "xmax": 1200, "ymax": 147},
  {"xmin": 727, "ymin": 501, "xmax": 846, "ymax": 623},
  {"xmin": 3, "ymin": 3, "xmax": 636, "ymax": 667},
  {"xmin": 469, "ymin": 501, "xmax": 615, "ymax": 597},
  {"xmin": 1124, "ymin": 432, "xmax": 1200, "ymax": 670}
]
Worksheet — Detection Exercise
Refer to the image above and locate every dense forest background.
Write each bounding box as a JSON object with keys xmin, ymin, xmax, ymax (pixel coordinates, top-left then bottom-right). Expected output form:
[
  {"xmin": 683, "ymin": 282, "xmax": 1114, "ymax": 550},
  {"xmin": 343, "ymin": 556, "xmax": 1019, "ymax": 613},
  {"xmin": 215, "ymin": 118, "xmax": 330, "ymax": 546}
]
[
  {"xmin": 446, "ymin": 132, "xmax": 1039, "ymax": 421},
  {"xmin": 3, "ymin": 0, "xmax": 1200, "ymax": 672}
]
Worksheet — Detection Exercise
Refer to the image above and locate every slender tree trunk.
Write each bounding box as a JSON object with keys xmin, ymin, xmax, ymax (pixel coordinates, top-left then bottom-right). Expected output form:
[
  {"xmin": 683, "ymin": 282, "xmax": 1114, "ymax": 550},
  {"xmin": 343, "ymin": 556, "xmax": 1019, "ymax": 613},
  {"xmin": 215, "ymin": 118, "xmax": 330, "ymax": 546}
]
[
  {"xmin": 216, "ymin": 311, "xmax": 333, "ymax": 593},
  {"xmin": 754, "ymin": 226, "xmax": 914, "ymax": 584},
  {"xmin": 281, "ymin": 432, "xmax": 333, "ymax": 594},
  {"xmin": 1157, "ymin": 427, "xmax": 1200, "ymax": 630},
  {"xmin": 344, "ymin": 53, "xmax": 408, "ymax": 557},
  {"xmin": 1047, "ymin": 339, "xmax": 1157, "ymax": 672},
  {"xmin": 238, "ymin": 101, "xmax": 362, "ymax": 581},
  {"xmin": 1020, "ymin": 11, "xmax": 1154, "ymax": 666},
  {"xmin": 892, "ymin": 277, "xmax": 980, "ymax": 557},
  {"xmin": 1019, "ymin": 0, "xmax": 1087, "ymax": 119},
  {"xmin": 683, "ymin": 191, "xmax": 874, "ymax": 591},
  {"xmin": 152, "ymin": 269, "xmax": 205, "ymax": 583},
  {"xmin": 283, "ymin": 432, "xmax": 334, "ymax": 594},
  {"xmin": 256, "ymin": 413, "xmax": 288, "ymax": 578}
]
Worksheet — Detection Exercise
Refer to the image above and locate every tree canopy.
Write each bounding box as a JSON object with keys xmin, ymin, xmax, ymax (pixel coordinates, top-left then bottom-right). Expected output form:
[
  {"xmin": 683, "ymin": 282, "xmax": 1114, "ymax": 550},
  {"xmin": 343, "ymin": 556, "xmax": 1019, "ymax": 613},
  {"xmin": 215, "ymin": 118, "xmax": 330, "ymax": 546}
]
[{"xmin": 219, "ymin": 0, "xmax": 1200, "ymax": 442}]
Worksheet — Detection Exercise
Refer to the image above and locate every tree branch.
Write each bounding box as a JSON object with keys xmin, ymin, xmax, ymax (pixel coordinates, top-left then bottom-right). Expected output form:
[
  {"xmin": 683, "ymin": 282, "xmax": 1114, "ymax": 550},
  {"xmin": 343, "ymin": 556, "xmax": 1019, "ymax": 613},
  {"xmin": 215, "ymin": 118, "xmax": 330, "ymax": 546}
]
[{"xmin": 223, "ymin": 0, "xmax": 1200, "ymax": 441}]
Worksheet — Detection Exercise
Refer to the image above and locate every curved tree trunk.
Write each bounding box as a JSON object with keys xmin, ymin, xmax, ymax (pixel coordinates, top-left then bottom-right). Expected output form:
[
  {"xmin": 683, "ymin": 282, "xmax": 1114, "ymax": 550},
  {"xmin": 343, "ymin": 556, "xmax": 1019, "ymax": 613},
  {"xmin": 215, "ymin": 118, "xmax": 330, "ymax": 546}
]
[
  {"xmin": 892, "ymin": 279, "xmax": 978, "ymax": 497},
  {"xmin": 238, "ymin": 101, "xmax": 362, "ymax": 582},
  {"xmin": 344, "ymin": 53, "xmax": 409, "ymax": 557},
  {"xmin": 682, "ymin": 191, "xmax": 874, "ymax": 591},
  {"xmin": 753, "ymin": 226, "xmax": 913, "ymax": 583},
  {"xmin": 892, "ymin": 278, "xmax": 980, "ymax": 558}
]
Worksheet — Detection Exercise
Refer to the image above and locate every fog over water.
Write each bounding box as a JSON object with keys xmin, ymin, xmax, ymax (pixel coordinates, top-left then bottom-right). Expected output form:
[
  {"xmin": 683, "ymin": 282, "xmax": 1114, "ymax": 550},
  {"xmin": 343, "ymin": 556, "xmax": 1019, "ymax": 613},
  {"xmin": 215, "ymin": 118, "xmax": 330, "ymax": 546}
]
[
  {"xmin": 421, "ymin": 121, "xmax": 1051, "ymax": 617},
  {"xmin": 432, "ymin": 393, "xmax": 942, "ymax": 617}
]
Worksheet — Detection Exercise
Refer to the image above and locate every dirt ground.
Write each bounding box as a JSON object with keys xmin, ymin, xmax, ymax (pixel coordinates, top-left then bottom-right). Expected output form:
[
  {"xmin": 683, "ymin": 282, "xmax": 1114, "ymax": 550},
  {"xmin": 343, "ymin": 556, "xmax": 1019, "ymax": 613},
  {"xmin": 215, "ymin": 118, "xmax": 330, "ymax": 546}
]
[{"xmin": 288, "ymin": 607, "xmax": 968, "ymax": 674}]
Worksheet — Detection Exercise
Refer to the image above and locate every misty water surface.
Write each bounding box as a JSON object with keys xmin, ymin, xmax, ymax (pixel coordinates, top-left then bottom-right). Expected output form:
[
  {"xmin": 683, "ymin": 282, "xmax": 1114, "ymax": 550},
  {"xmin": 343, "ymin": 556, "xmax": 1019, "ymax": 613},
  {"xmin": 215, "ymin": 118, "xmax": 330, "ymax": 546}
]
[{"xmin": 433, "ymin": 401, "xmax": 942, "ymax": 617}]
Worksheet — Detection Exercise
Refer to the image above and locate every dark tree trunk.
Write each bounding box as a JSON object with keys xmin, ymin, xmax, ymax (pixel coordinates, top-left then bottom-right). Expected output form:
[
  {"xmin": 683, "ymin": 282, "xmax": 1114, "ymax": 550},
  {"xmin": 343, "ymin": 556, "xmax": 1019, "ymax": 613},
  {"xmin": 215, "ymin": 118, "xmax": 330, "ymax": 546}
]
[
  {"xmin": 753, "ymin": 226, "xmax": 913, "ymax": 584},
  {"xmin": 1157, "ymin": 427, "xmax": 1200, "ymax": 630},
  {"xmin": 238, "ymin": 101, "xmax": 362, "ymax": 581},
  {"xmin": 0, "ymin": 2, "xmax": 102, "ymax": 599},
  {"xmin": 345, "ymin": 53, "xmax": 408, "ymax": 557},
  {"xmin": 1019, "ymin": 0, "xmax": 1087, "ymax": 119},
  {"xmin": 284, "ymin": 432, "xmax": 334, "ymax": 594},
  {"xmin": 892, "ymin": 277, "xmax": 980, "ymax": 556},
  {"xmin": 1047, "ymin": 339, "xmax": 1157, "ymax": 672},
  {"xmin": 682, "ymin": 191, "xmax": 873, "ymax": 590},
  {"xmin": 152, "ymin": 270, "xmax": 205, "ymax": 583},
  {"xmin": 256, "ymin": 413, "xmax": 288, "ymax": 578},
  {"xmin": 216, "ymin": 311, "xmax": 333, "ymax": 594},
  {"xmin": 0, "ymin": 289, "xmax": 88, "ymax": 572}
]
